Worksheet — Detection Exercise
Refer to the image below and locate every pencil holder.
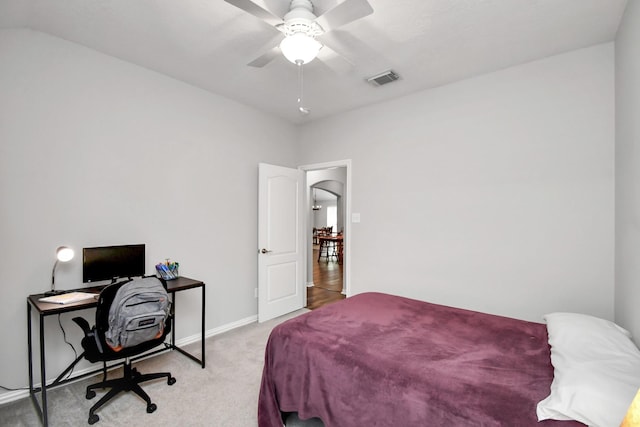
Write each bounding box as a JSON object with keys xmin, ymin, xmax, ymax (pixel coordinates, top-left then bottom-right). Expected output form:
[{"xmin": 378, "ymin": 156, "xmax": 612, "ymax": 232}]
[{"xmin": 156, "ymin": 260, "xmax": 179, "ymax": 280}]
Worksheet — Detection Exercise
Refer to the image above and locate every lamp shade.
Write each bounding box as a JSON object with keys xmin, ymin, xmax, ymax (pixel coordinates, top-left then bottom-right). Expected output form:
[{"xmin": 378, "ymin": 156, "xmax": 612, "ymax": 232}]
[
  {"xmin": 48, "ymin": 246, "xmax": 75, "ymax": 295},
  {"xmin": 56, "ymin": 246, "xmax": 74, "ymax": 262},
  {"xmin": 280, "ymin": 33, "xmax": 322, "ymax": 64}
]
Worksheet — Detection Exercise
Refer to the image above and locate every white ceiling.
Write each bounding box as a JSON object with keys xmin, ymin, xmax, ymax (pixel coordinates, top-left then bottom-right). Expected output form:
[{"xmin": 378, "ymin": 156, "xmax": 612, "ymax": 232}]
[{"xmin": 0, "ymin": 0, "xmax": 628, "ymax": 124}]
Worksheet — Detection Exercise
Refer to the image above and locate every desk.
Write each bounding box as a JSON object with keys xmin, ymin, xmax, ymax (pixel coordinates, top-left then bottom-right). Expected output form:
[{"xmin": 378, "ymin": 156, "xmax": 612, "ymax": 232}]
[{"xmin": 27, "ymin": 276, "xmax": 205, "ymax": 427}]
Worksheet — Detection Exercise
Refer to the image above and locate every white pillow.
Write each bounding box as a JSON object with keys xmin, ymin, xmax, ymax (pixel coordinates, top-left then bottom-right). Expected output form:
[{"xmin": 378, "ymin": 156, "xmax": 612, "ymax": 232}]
[{"xmin": 537, "ymin": 312, "xmax": 640, "ymax": 427}]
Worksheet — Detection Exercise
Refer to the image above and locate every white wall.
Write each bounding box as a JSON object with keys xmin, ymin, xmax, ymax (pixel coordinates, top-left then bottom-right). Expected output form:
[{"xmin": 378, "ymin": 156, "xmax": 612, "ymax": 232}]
[
  {"xmin": 298, "ymin": 43, "xmax": 615, "ymax": 323},
  {"xmin": 0, "ymin": 29, "xmax": 297, "ymax": 394},
  {"xmin": 0, "ymin": 26, "xmax": 620, "ymax": 402},
  {"xmin": 615, "ymin": 1, "xmax": 640, "ymax": 340}
]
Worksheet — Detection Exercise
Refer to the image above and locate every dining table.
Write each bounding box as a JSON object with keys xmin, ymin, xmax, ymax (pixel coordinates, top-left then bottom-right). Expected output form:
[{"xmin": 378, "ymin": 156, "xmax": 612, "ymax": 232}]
[{"xmin": 318, "ymin": 234, "xmax": 344, "ymax": 264}]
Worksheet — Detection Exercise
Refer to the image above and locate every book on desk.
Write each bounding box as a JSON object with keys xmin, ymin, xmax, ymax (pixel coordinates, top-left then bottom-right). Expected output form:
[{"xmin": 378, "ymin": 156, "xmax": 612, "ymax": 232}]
[{"xmin": 38, "ymin": 291, "xmax": 99, "ymax": 304}]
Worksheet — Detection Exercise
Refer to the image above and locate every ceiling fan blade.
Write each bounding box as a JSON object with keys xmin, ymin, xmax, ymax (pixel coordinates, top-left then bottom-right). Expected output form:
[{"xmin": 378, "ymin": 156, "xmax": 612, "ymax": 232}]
[
  {"xmin": 224, "ymin": 0, "xmax": 283, "ymax": 27},
  {"xmin": 248, "ymin": 46, "xmax": 281, "ymax": 67},
  {"xmin": 315, "ymin": 0, "xmax": 373, "ymax": 32}
]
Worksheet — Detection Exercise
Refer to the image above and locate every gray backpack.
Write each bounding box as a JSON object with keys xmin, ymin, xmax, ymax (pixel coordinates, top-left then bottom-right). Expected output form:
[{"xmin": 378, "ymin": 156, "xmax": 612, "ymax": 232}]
[{"xmin": 105, "ymin": 276, "xmax": 170, "ymax": 351}]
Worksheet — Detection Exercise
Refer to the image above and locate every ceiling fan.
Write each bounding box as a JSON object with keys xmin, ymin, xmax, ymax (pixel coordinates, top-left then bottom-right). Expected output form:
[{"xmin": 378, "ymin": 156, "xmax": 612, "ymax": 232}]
[
  {"xmin": 225, "ymin": 0, "xmax": 373, "ymax": 67},
  {"xmin": 224, "ymin": 0, "xmax": 374, "ymax": 114}
]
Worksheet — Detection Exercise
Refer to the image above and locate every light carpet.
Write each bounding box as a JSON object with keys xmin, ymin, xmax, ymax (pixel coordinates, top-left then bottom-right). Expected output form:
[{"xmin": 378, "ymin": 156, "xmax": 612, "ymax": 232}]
[{"xmin": 0, "ymin": 309, "xmax": 323, "ymax": 427}]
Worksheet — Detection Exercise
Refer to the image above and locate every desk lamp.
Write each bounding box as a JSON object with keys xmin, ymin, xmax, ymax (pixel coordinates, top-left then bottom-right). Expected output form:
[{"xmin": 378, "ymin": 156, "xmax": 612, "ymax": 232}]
[{"xmin": 46, "ymin": 246, "xmax": 74, "ymax": 296}]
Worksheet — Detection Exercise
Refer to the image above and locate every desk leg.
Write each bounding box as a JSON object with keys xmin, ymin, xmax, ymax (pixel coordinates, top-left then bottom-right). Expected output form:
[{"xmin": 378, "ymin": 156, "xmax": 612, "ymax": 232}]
[
  {"xmin": 171, "ymin": 294, "xmax": 176, "ymax": 348},
  {"xmin": 27, "ymin": 303, "xmax": 33, "ymax": 398},
  {"xmin": 39, "ymin": 313, "xmax": 48, "ymax": 426},
  {"xmin": 166, "ymin": 287, "xmax": 205, "ymax": 368},
  {"xmin": 201, "ymin": 284, "xmax": 205, "ymax": 368}
]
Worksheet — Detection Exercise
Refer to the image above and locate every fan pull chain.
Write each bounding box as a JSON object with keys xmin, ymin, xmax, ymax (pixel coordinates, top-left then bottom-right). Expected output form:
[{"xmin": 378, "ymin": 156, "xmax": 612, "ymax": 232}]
[{"xmin": 296, "ymin": 60, "xmax": 310, "ymax": 115}]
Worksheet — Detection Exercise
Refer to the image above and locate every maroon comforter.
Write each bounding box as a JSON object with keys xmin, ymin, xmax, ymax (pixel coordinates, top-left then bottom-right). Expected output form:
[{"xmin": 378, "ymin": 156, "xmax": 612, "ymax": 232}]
[{"xmin": 258, "ymin": 292, "xmax": 584, "ymax": 427}]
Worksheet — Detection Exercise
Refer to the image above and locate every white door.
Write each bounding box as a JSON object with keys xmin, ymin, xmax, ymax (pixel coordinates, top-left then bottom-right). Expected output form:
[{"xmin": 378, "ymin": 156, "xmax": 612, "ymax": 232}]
[{"xmin": 258, "ymin": 163, "xmax": 305, "ymax": 322}]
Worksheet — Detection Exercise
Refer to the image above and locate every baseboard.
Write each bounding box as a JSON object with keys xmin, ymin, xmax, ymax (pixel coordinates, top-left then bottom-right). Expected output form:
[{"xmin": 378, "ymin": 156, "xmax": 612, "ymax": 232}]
[
  {"xmin": 180, "ymin": 314, "xmax": 257, "ymax": 345},
  {"xmin": 0, "ymin": 315, "xmax": 259, "ymax": 405},
  {"xmin": 0, "ymin": 388, "xmax": 26, "ymax": 406}
]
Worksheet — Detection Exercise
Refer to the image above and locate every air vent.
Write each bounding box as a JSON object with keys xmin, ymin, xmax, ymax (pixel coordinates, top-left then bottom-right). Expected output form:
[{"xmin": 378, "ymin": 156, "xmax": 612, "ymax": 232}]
[{"xmin": 366, "ymin": 70, "xmax": 400, "ymax": 86}]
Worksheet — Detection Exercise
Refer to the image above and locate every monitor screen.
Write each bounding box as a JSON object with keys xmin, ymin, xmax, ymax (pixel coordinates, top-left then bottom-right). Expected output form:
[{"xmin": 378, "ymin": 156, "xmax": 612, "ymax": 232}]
[{"xmin": 82, "ymin": 244, "xmax": 145, "ymax": 283}]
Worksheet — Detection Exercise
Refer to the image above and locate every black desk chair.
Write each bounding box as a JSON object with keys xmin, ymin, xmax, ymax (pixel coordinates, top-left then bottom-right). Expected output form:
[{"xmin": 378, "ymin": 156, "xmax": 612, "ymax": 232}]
[{"xmin": 72, "ymin": 277, "xmax": 176, "ymax": 425}]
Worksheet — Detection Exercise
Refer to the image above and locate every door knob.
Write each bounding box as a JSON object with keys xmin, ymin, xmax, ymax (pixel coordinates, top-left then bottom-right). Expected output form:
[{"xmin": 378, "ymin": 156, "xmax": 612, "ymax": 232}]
[{"xmin": 260, "ymin": 248, "xmax": 272, "ymax": 254}]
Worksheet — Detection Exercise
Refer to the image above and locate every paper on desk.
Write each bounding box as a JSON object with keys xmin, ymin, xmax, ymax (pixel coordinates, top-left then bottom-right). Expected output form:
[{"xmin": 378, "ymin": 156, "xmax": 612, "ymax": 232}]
[{"xmin": 39, "ymin": 292, "xmax": 98, "ymax": 304}]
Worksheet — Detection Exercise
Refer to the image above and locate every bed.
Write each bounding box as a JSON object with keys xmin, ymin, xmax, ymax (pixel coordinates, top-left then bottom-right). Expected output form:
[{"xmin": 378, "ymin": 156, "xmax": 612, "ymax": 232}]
[{"xmin": 258, "ymin": 292, "xmax": 640, "ymax": 427}]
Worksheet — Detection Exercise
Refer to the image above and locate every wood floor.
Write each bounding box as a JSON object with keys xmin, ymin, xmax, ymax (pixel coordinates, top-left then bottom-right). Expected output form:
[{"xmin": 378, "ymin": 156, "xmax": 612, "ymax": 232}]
[{"xmin": 307, "ymin": 246, "xmax": 345, "ymax": 310}]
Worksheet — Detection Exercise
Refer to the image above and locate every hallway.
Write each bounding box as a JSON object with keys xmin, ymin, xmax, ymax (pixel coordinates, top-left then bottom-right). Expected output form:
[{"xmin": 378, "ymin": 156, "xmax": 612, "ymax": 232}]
[{"xmin": 307, "ymin": 246, "xmax": 345, "ymax": 310}]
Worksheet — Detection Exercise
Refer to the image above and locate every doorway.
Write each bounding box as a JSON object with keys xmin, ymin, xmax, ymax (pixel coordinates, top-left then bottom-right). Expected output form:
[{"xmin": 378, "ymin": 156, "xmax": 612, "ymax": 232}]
[
  {"xmin": 308, "ymin": 187, "xmax": 345, "ymax": 309},
  {"xmin": 301, "ymin": 160, "xmax": 351, "ymax": 309}
]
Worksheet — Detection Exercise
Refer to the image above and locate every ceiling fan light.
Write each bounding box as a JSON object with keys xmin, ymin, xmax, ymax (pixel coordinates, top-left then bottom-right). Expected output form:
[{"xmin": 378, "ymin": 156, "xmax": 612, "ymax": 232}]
[{"xmin": 280, "ymin": 33, "xmax": 322, "ymax": 65}]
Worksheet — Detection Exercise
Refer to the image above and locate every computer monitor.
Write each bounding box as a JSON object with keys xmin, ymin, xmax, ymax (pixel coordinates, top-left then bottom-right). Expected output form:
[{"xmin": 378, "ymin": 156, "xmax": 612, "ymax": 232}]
[{"xmin": 82, "ymin": 244, "xmax": 145, "ymax": 283}]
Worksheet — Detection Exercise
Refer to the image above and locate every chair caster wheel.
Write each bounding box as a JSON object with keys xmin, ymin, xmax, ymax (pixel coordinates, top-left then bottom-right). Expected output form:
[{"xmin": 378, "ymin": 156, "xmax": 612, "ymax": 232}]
[
  {"xmin": 86, "ymin": 390, "xmax": 96, "ymax": 399},
  {"xmin": 168, "ymin": 377, "xmax": 176, "ymax": 386},
  {"xmin": 147, "ymin": 403, "xmax": 157, "ymax": 413},
  {"xmin": 88, "ymin": 414, "xmax": 99, "ymax": 424}
]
